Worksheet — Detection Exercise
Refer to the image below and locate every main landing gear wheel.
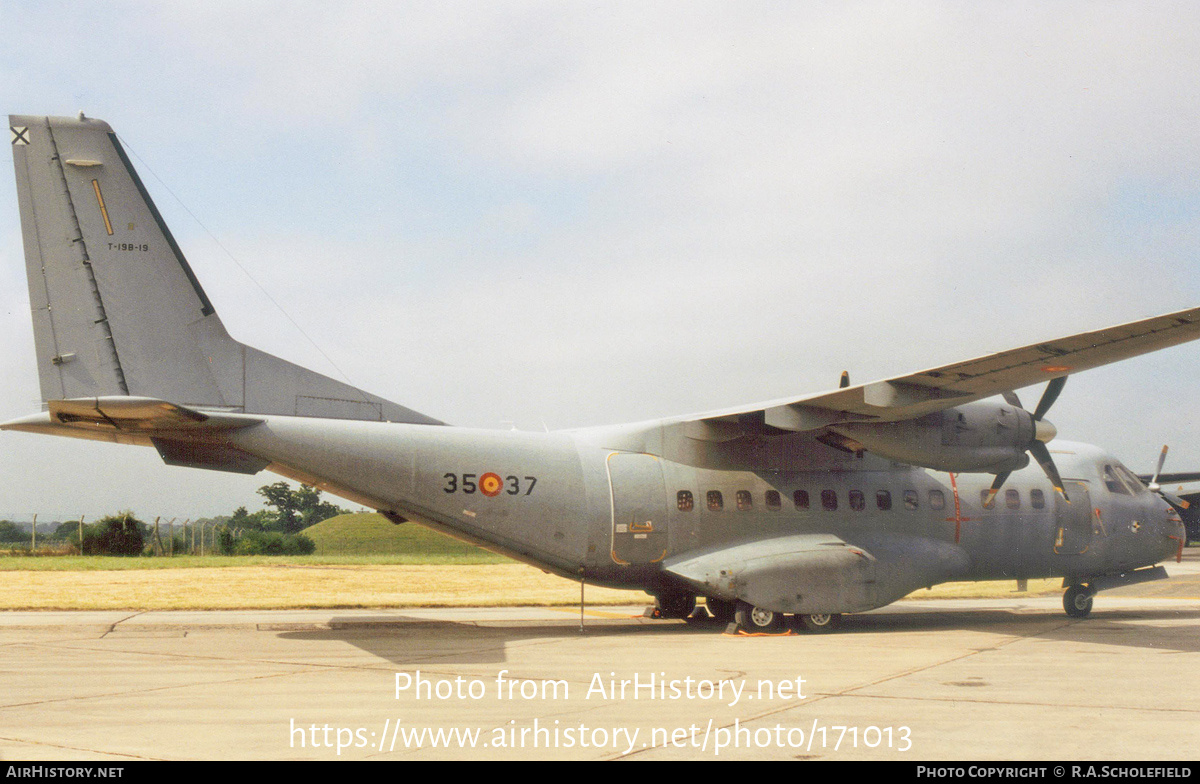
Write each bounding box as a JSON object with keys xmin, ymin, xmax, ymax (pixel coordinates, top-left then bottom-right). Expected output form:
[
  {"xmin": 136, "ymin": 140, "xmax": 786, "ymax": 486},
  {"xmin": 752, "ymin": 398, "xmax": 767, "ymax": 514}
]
[
  {"xmin": 734, "ymin": 601, "xmax": 785, "ymax": 633},
  {"xmin": 798, "ymin": 613, "xmax": 842, "ymax": 633},
  {"xmin": 653, "ymin": 592, "xmax": 696, "ymax": 620},
  {"xmin": 1063, "ymin": 585, "xmax": 1094, "ymax": 618}
]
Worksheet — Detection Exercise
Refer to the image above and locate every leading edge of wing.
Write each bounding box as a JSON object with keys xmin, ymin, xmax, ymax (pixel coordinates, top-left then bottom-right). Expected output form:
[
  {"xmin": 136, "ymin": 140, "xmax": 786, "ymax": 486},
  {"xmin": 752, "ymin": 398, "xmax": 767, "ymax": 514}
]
[{"xmin": 678, "ymin": 304, "xmax": 1200, "ymax": 436}]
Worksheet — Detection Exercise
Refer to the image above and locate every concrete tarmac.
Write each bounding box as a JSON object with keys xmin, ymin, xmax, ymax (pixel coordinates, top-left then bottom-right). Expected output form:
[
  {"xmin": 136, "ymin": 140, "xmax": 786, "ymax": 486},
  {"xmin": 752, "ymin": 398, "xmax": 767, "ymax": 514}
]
[{"xmin": 1, "ymin": 566, "xmax": 1198, "ymax": 761}]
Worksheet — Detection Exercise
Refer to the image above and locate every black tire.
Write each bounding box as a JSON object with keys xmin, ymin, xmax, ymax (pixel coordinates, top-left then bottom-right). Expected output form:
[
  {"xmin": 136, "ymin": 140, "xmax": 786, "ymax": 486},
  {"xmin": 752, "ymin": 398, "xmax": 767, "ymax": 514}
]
[
  {"xmin": 705, "ymin": 597, "xmax": 737, "ymax": 624},
  {"xmin": 1063, "ymin": 585, "xmax": 1093, "ymax": 618},
  {"xmin": 734, "ymin": 601, "xmax": 784, "ymax": 633},
  {"xmin": 654, "ymin": 592, "xmax": 696, "ymax": 619},
  {"xmin": 800, "ymin": 613, "xmax": 842, "ymax": 633}
]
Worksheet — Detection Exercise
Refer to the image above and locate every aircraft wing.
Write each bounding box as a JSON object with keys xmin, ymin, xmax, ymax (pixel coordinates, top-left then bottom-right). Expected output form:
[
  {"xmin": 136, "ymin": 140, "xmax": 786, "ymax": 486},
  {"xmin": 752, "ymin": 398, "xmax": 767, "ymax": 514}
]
[
  {"xmin": 685, "ymin": 305, "xmax": 1200, "ymax": 438},
  {"xmin": 1138, "ymin": 472, "xmax": 1200, "ymax": 485}
]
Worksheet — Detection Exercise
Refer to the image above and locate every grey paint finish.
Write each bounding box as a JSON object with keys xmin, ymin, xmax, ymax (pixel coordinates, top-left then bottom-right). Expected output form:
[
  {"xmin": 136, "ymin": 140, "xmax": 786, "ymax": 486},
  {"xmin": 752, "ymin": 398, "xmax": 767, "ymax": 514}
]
[
  {"xmin": 9, "ymin": 114, "xmax": 441, "ymax": 426},
  {"xmin": 4, "ymin": 114, "xmax": 1193, "ymax": 626},
  {"xmin": 687, "ymin": 305, "xmax": 1200, "ymax": 433}
]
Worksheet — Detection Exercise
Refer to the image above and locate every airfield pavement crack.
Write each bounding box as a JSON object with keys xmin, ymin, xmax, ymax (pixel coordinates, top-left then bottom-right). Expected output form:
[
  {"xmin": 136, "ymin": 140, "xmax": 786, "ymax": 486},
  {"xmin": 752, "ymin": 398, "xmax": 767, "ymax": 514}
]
[
  {"xmin": 99, "ymin": 611, "xmax": 144, "ymax": 638},
  {"xmin": 0, "ymin": 735, "xmax": 164, "ymax": 761},
  {"xmin": 0, "ymin": 658, "xmax": 315, "ymax": 712},
  {"xmin": 12, "ymin": 636, "xmax": 395, "ymax": 673},
  {"xmin": 620, "ymin": 615, "xmax": 1087, "ymax": 760},
  {"xmin": 842, "ymin": 690, "xmax": 1200, "ymax": 714}
]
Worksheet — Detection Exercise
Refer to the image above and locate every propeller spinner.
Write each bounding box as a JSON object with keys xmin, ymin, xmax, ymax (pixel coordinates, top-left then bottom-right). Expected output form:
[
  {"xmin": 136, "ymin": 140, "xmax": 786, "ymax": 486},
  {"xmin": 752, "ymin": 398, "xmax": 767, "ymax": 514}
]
[{"xmin": 985, "ymin": 377, "xmax": 1069, "ymax": 508}]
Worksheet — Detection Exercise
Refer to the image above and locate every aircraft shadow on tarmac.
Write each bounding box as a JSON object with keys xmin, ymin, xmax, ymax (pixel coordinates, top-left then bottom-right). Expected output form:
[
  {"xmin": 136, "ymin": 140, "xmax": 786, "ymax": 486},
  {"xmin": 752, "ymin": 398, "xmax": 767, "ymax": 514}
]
[
  {"xmin": 274, "ymin": 605, "xmax": 1200, "ymax": 665},
  {"xmin": 275, "ymin": 615, "xmax": 686, "ymax": 665}
]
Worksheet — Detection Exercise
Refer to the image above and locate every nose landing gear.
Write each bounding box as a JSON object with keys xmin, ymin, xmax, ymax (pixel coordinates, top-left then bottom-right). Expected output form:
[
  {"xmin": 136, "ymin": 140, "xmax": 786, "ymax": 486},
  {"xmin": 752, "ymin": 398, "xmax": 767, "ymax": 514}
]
[{"xmin": 1063, "ymin": 584, "xmax": 1094, "ymax": 618}]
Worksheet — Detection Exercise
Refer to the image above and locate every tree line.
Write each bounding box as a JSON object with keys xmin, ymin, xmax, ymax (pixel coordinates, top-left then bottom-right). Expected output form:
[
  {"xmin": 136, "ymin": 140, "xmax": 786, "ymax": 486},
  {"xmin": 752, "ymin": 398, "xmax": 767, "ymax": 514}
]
[{"xmin": 0, "ymin": 481, "xmax": 347, "ymax": 556}]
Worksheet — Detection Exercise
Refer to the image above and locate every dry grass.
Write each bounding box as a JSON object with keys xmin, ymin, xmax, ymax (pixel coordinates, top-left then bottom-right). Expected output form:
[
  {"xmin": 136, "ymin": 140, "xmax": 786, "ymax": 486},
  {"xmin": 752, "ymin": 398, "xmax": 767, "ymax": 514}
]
[
  {"xmin": 904, "ymin": 578, "xmax": 1062, "ymax": 599},
  {"xmin": 0, "ymin": 560, "xmax": 1063, "ymax": 611},
  {"xmin": 0, "ymin": 563, "xmax": 647, "ymax": 611}
]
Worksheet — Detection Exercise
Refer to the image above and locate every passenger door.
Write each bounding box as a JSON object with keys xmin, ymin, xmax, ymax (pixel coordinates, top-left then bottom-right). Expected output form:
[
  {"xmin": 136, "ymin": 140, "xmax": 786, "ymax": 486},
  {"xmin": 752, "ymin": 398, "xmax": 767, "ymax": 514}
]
[{"xmin": 607, "ymin": 452, "xmax": 667, "ymax": 565}]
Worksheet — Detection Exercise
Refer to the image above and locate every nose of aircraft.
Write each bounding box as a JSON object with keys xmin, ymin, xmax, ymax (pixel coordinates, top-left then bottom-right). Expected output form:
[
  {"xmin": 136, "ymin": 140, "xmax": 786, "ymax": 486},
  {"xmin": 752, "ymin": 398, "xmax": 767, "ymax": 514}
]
[{"xmin": 1159, "ymin": 504, "xmax": 1187, "ymax": 561}]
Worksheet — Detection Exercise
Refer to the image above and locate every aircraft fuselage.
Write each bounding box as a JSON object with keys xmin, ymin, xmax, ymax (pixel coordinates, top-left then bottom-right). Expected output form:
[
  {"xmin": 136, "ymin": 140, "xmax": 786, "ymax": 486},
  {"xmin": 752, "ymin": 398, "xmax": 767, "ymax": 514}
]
[{"xmin": 217, "ymin": 417, "xmax": 1183, "ymax": 612}]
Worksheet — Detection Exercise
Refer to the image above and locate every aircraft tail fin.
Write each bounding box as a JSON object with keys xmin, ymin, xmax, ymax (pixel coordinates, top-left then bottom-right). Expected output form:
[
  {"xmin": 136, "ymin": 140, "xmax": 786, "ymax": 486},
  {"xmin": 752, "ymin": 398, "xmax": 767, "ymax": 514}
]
[{"xmin": 9, "ymin": 114, "xmax": 441, "ymax": 425}]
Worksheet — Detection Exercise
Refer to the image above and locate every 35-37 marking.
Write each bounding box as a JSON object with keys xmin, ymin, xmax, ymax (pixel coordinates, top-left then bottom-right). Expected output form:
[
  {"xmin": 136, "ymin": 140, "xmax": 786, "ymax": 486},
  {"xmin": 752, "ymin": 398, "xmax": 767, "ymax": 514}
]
[{"xmin": 444, "ymin": 473, "xmax": 537, "ymax": 496}]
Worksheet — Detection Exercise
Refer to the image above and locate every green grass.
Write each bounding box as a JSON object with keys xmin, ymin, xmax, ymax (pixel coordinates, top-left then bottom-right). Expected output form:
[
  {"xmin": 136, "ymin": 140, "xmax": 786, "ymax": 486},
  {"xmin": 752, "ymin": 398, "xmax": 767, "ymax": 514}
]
[
  {"xmin": 304, "ymin": 512, "xmax": 507, "ymax": 561},
  {"xmin": 0, "ymin": 512, "xmax": 508, "ymax": 569}
]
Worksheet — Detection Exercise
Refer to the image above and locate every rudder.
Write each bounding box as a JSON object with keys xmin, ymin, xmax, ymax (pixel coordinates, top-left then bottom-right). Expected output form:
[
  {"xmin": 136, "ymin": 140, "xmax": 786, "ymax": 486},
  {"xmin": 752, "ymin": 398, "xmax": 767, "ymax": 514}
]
[{"xmin": 9, "ymin": 114, "xmax": 440, "ymax": 425}]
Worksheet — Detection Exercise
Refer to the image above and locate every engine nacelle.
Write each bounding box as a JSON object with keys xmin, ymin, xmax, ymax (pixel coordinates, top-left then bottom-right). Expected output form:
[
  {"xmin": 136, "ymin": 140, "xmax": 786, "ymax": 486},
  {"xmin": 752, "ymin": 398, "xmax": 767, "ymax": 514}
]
[{"xmin": 829, "ymin": 400, "xmax": 1036, "ymax": 473}]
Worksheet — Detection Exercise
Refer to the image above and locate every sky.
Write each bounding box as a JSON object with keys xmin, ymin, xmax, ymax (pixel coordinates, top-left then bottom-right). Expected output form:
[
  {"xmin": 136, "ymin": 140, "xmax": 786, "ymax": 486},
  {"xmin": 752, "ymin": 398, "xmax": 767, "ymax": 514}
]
[{"xmin": 2, "ymin": 2, "xmax": 1199, "ymax": 522}]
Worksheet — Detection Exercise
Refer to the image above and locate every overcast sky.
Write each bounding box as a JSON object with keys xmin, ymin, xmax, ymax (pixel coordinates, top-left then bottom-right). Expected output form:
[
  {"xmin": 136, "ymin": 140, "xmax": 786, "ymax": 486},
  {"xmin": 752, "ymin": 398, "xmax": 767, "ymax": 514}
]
[{"xmin": 2, "ymin": 2, "xmax": 1199, "ymax": 522}]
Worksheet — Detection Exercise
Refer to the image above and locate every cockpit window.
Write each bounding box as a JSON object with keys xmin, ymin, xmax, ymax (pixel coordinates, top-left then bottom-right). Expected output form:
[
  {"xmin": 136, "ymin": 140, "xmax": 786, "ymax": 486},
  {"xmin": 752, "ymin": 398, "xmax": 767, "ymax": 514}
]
[
  {"xmin": 1113, "ymin": 464, "xmax": 1147, "ymax": 495},
  {"xmin": 1103, "ymin": 465, "xmax": 1130, "ymax": 495}
]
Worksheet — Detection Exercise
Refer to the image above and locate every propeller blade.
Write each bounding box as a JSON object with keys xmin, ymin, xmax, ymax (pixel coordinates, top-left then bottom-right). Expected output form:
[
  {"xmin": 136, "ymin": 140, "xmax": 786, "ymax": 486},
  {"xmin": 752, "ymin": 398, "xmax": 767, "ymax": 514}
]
[
  {"xmin": 1030, "ymin": 440, "xmax": 1069, "ymax": 503},
  {"xmin": 1002, "ymin": 391, "xmax": 1022, "ymax": 408},
  {"xmin": 1032, "ymin": 377, "xmax": 1067, "ymax": 421},
  {"xmin": 1149, "ymin": 445, "xmax": 1169, "ymax": 490},
  {"xmin": 983, "ymin": 471, "xmax": 1011, "ymax": 508},
  {"xmin": 839, "ymin": 371, "xmax": 850, "ymax": 389},
  {"xmin": 1162, "ymin": 491, "xmax": 1189, "ymax": 513}
]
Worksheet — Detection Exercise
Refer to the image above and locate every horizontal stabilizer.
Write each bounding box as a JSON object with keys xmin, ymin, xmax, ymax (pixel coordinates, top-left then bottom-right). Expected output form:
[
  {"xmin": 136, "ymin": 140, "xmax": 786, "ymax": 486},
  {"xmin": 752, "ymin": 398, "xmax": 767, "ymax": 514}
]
[
  {"xmin": 2, "ymin": 397, "xmax": 268, "ymax": 474},
  {"xmin": 2, "ymin": 396, "xmax": 261, "ymax": 440},
  {"xmin": 48, "ymin": 396, "xmax": 259, "ymax": 433}
]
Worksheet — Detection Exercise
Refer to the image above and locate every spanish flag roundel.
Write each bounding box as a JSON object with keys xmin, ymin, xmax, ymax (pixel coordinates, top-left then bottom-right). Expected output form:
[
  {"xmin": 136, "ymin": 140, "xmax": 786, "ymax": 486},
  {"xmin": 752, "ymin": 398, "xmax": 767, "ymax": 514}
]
[{"xmin": 480, "ymin": 472, "xmax": 503, "ymax": 497}]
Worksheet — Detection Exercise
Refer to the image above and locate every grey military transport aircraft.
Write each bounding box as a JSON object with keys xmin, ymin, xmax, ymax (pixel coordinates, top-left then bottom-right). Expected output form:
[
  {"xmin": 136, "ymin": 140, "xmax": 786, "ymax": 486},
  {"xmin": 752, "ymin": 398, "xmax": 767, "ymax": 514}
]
[{"xmin": 5, "ymin": 113, "xmax": 1197, "ymax": 633}]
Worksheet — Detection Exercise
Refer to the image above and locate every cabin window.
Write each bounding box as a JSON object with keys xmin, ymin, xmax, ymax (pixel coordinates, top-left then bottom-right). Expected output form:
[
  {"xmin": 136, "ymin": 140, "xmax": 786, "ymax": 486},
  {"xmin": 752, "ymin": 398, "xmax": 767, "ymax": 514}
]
[
  {"xmin": 849, "ymin": 490, "xmax": 865, "ymax": 511},
  {"xmin": 736, "ymin": 490, "xmax": 753, "ymax": 511},
  {"xmin": 876, "ymin": 490, "xmax": 892, "ymax": 510},
  {"xmin": 793, "ymin": 490, "xmax": 810, "ymax": 510},
  {"xmin": 707, "ymin": 491, "xmax": 724, "ymax": 511},
  {"xmin": 929, "ymin": 490, "xmax": 945, "ymax": 510},
  {"xmin": 904, "ymin": 490, "xmax": 919, "ymax": 510},
  {"xmin": 1030, "ymin": 489, "xmax": 1046, "ymax": 509},
  {"xmin": 1006, "ymin": 488, "xmax": 1021, "ymax": 509},
  {"xmin": 765, "ymin": 490, "xmax": 782, "ymax": 510},
  {"xmin": 677, "ymin": 491, "xmax": 693, "ymax": 511},
  {"xmin": 821, "ymin": 489, "xmax": 838, "ymax": 511}
]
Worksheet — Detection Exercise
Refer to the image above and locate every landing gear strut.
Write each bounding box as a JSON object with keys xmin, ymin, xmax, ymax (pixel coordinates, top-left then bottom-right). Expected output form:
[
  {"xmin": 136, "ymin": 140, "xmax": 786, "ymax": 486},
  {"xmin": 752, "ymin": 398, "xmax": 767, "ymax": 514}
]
[{"xmin": 704, "ymin": 596, "xmax": 737, "ymax": 624}]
